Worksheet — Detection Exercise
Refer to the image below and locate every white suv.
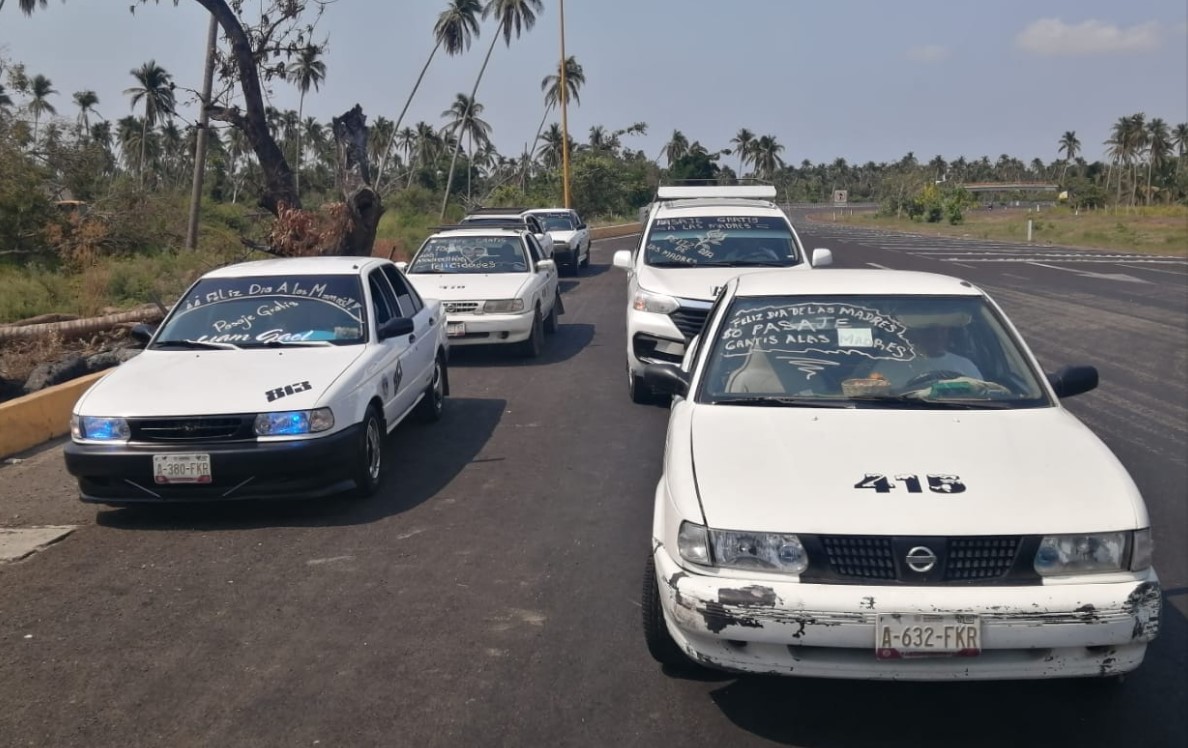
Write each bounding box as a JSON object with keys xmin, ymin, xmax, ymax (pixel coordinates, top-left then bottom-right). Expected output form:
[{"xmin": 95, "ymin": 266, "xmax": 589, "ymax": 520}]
[{"xmin": 613, "ymin": 185, "xmax": 832, "ymax": 403}]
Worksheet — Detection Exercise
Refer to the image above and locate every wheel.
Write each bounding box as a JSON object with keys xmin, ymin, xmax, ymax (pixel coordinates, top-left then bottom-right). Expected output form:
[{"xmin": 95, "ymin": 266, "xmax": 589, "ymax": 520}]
[
  {"xmin": 543, "ymin": 296, "xmax": 559, "ymax": 334},
  {"xmin": 642, "ymin": 554, "xmax": 691, "ymax": 667},
  {"xmin": 580, "ymin": 242, "xmax": 591, "ymax": 267},
  {"xmin": 569, "ymin": 252, "xmax": 582, "ymax": 275},
  {"xmin": 350, "ymin": 406, "xmax": 384, "ymax": 497},
  {"xmin": 519, "ymin": 308, "xmax": 544, "ymax": 358},
  {"xmin": 413, "ymin": 354, "xmax": 446, "ymax": 423}
]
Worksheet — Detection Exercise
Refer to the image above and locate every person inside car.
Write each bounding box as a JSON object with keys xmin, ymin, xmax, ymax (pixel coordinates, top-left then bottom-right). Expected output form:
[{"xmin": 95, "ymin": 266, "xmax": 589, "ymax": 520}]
[{"xmin": 866, "ymin": 311, "xmax": 982, "ymax": 389}]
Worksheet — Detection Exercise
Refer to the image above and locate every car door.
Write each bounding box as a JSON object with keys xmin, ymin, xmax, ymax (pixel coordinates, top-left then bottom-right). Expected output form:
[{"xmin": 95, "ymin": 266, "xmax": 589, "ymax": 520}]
[
  {"xmin": 525, "ymin": 215, "xmax": 554, "ymax": 258},
  {"xmin": 367, "ymin": 268, "xmax": 418, "ymax": 425},
  {"xmin": 381, "ymin": 263, "xmax": 435, "ymax": 396},
  {"xmin": 525, "ymin": 234, "xmax": 557, "ymax": 316}
]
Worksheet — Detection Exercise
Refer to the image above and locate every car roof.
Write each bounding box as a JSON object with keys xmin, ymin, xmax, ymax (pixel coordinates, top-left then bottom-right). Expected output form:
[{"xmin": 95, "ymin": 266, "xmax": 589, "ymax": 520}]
[
  {"xmin": 202, "ymin": 255, "xmax": 387, "ymax": 279},
  {"xmin": 652, "ymin": 199, "xmax": 786, "ymax": 219},
  {"xmin": 732, "ymin": 269, "xmax": 985, "ymax": 298}
]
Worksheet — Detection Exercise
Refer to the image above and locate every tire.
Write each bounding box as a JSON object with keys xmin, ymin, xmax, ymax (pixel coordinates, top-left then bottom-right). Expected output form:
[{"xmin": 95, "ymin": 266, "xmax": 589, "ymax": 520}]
[
  {"xmin": 569, "ymin": 252, "xmax": 582, "ymax": 276},
  {"xmin": 543, "ymin": 296, "xmax": 559, "ymax": 334},
  {"xmin": 350, "ymin": 406, "xmax": 384, "ymax": 498},
  {"xmin": 580, "ymin": 243, "xmax": 591, "ymax": 268},
  {"xmin": 413, "ymin": 354, "xmax": 446, "ymax": 423},
  {"xmin": 519, "ymin": 308, "xmax": 544, "ymax": 358},
  {"xmin": 642, "ymin": 554, "xmax": 691, "ymax": 667}
]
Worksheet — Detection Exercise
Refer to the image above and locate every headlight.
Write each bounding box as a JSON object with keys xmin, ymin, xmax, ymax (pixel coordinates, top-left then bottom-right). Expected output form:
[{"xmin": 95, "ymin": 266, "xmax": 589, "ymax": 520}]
[
  {"xmin": 254, "ymin": 408, "xmax": 334, "ymax": 436},
  {"xmin": 1034, "ymin": 532, "xmax": 1128, "ymax": 576},
  {"xmin": 483, "ymin": 299, "xmax": 526, "ymax": 313},
  {"xmin": 678, "ymin": 521, "xmax": 711, "ymax": 565},
  {"xmin": 633, "ymin": 289, "xmax": 679, "ymax": 314},
  {"xmin": 74, "ymin": 415, "xmax": 130, "ymax": 441},
  {"xmin": 711, "ymin": 529, "xmax": 808, "ymax": 574}
]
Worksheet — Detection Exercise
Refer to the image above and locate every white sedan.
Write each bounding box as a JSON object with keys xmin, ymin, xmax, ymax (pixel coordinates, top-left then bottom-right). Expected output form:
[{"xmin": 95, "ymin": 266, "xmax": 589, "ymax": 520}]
[
  {"xmin": 399, "ymin": 226, "xmax": 560, "ymax": 358},
  {"xmin": 64, "ymin": 256, "xmax": 449, "ymax": 504},
  {"xmin": 640, "ymin": 268, "xmax": 1161, "ymax": 681},
  {"xmin": 524, "ymin": 208, "xmax": 591, "ymax": 275}
]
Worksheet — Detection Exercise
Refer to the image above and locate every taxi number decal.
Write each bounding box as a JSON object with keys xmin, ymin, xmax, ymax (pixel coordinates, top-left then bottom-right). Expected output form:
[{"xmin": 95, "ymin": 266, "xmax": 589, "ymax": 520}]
[
  {"xmin": 265, "ymin": 381, "xmax": 312, "ymax": 402},
  {"xmin": 854, "ymin": 474, "xmax": 966, "ymax": 494}
]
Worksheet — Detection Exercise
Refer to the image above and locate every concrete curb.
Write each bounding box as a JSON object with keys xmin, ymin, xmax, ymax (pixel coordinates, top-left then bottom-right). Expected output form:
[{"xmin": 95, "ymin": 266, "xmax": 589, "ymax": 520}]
[
  {"xmin": 0, "ymin": 371, "xmax": 107, "ymax": 460},
  {"xmin": 590, "ymin": 223, "xmax": 641, "ymax": 240}
]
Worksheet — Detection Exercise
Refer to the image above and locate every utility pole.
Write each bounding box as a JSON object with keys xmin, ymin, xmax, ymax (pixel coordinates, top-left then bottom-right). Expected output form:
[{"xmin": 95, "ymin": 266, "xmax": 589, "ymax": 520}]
[
  {"xmin": 559, "ymin": 0, "xmax": 571, "ymax": 209},
  {"xmin": 185, "ymin": 14, "xmax": 218, "ymax": 250}
]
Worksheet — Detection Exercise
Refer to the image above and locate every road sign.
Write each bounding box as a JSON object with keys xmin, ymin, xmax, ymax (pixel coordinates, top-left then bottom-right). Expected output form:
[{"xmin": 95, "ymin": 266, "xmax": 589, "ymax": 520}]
[{"xmin": 832, "ymin": 190, "xmax": 848, "ymax": 206}]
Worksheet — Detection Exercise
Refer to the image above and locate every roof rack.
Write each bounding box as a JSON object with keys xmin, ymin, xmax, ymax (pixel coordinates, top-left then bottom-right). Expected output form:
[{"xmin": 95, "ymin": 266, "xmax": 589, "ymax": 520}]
[
  {"xmin": 655, "ymin": 183, "xmax": 777, "ymax": 201},
  {"xmin": 432, "ymin": 222, "xmax": 528, "ymax": 232},
  {"xmin": 464, "ymin": 206, "xmax": 529, "ymax": 215}
]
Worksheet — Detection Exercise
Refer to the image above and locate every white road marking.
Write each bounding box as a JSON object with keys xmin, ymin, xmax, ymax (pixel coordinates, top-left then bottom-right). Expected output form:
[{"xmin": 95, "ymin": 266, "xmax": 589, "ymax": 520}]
[
  {"xmin": 866, "ymin": 262, "xmax": 891, "ymax": 270},
  {"xmin": 1026, "ymin": 262, "xmax": 1151, "ymax": 283},
  {"xmin": 1118, "ymin": 263, "xmax": 1188, "ymax": 277}
]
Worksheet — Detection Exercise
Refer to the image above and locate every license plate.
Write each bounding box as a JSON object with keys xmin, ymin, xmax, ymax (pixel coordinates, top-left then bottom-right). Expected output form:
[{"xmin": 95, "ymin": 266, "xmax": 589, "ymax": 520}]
[
  {"xmin": 447, "ymin": 322, "xmax": 466, "ymax": 337},
  {"xmin": 153, "ymin": 454, "xmax": 212, "ymax": 484},
  {"xmin": 876, "ymin": 614, "xmax": 981, "ymax": 659}
]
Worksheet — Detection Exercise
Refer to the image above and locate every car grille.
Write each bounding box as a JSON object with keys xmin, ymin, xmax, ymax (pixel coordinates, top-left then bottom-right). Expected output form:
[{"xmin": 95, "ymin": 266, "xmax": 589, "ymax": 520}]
[
  {"xmin": 130, "ymin": 416, "xmax": 254, "ymax": 443},
  {"xmin": 444, "ymin": 301, "xmax": 481, "ymax": 314},
  {"xmin": 668, "ymin": 306, "xmax": 710, "ymax": 340},
  {"xmin": 806, "ymin": 535, "xmax": 1029, "ymax": 585}
]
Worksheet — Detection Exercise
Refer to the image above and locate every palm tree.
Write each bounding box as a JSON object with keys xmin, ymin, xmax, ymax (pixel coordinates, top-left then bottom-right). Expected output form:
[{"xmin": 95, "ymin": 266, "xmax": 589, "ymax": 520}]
[
  {"xmin": 377, "ymin": 0, "xmax": 482, "ymax": 189},
  {"xmin": 442, "ymin": 93, "xmax": 491, "ymax": 200},
  {"xmin": 1173, "ymin": 123, "xmax": 1188, "ymax": 175},
  {"xmin": 537, "ymin": 123, "xmax": 566, "ymax": 169},
  {"xmin": 529, "ymin": 55, "xmax": 585, "ymax": 162},
  {"xmin": 1104, "ymin": 117, "xmax": 1129, "ymax": 208},
  {"xmin": 664, "ymin": 130, "xmax": 689, "ymax": 166},
  {"xmin": 72, "ymin": 89, "xmax": 100, "ymax": 136},
  {"xmin": 752, "ymin": 135, "xmax": 785, "ymax": 180},
  {"xmin": 440, "ymin": 0, "xmax": 545, "ymax": 218},
  {"xmin": 124, "ymin": 60, "xmax": 175, "ymax": 185},
  {"xmin": 1057, "ymin": 131, "xmax": 1080, "ymax": 183},
  {"xmin": 730, "ymin": 128, "xmax": 755, "ymax": 176},
  {"xmin": 1145, "ymin": 118, "xmax": 1171, "ymax": 204},
  {"xmin": 27, "ymin": 73, "xmax": 57, "ymax": 140},
  {"xmin": 0, "ymin": 84, "xmax": 14, "ymax": 116},
  {"xmin": 286, "ymin": 44, "xmax": 326, "ymax": 195}
]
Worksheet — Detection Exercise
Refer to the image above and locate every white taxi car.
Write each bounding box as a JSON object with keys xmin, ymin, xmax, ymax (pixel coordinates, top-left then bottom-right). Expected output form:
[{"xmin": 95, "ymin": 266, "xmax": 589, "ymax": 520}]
[
  {"xmin": 524, "ymin": 208, "xmax": 591, "ymax": 275},
  {"xmin": 399, "ymin": 225, "xmax": 560, "ymax": 358},
  {"xmin": 64, "ymin": 256, "xmax": 449, "ymax": 504},
  {"xmin": 640, "ymin": 268, "xmax": 1161, "ymax": 681},
  {"xmin": 613, "ymin": 185, "xmax": 832, "ymax": 403}
]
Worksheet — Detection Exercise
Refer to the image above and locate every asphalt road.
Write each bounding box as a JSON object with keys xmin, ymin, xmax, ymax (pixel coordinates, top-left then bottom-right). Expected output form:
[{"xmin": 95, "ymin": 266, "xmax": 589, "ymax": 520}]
[{"xmin": 1, "ymin": 226, "xmax": 1185, "ymax": 748}]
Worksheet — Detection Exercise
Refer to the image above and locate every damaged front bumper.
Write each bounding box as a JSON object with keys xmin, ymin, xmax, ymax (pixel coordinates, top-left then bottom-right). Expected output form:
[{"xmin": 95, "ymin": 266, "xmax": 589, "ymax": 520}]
[{"xmin": 653, "ymin": 547, "xmax": 1162, "ymax": 681}]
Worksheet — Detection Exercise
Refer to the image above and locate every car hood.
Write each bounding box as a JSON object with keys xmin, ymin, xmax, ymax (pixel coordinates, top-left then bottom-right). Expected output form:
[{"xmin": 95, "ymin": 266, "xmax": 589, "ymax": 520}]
[
  {"xmin": 405, "ymin": 273, "xmax": 530, "ymax": 302},
  {"xmin": 689, "ymin": 405, "xmax": 1144, "ymax": 535},
  {"xmin": 75, "ymin": 346, "xmax": 365, "ymax": 417},
  {"xmin": 548, "ymin": 230, "xmax": 578, "ymax": 243},
  {"xmin": 637, "ymin": 263, "xmax": 810, "ymax": 303}
]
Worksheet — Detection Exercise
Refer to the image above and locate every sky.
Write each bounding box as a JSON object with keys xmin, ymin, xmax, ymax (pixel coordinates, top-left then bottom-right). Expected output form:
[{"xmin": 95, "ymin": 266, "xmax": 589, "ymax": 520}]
[{"xmin": 1, "ymin": 0, "xmax": 1186, "ymax": 167}]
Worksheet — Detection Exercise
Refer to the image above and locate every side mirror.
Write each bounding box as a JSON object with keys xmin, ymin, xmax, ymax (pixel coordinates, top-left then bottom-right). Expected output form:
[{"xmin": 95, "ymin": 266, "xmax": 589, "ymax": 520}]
[
  {"xmin": 811, "ymin": 248, "xmax": 833, "ymax": 267},
  {"xmin": 643, "ymin": 363, "xmax": 690, "ymax": 398},
  {"xmin": 130, "ymin": 323, "xmax": 157, "ymax": 346},
  {"xmin": 613, "ymin": 250, "xmax": 633, "ymax": 270},
  {"xmin": 577, "ymin": 223, "xmax": 587, "ymax": 230},
  {"xmin": 378, "ymin": 317, "xmax": 415, "ymax": 341},
  {"xmin": 537, "ymin": 259, "xmax": 556, "ymax": 272},
  {"xmin": 1047, "ymin": 365, "xmax": 1098, "ymax": 398},
  {"xmin": 394, "ymin": 261, "xmax": 409, "ymax": 272}
]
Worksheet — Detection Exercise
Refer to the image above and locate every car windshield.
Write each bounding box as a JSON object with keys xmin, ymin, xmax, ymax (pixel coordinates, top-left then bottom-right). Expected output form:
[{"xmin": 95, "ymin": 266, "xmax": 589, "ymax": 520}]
[
  {"xmin": 699, "ymin": 294, "xmax": 1050, "ymax": 409},
  {"xmin": 408, "ymin": 236, "xmax": 529, "ymax": 275},
  {"xmin": 535, "ymin": 214, "xmax": 575, "ymax": 231},
  {"xmin": 154, "ymin": 275, "xmax": 366, "ymax": 348},
  {"xmin": 644, "ymin": 215, "xmax": 801, "ymax": 267}
]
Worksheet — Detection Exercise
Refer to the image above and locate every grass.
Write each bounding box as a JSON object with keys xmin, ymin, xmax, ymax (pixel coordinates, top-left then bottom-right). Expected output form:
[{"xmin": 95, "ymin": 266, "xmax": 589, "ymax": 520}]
[{"xmin": 813, "ymin": 205, "xmax": 1188, "ymax": 256}]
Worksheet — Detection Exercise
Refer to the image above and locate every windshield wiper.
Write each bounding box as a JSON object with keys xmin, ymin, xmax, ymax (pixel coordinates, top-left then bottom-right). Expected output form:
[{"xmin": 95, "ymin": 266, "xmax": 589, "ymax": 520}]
[
  {"xmin": 153, "ymin": 339, "xmax": 240, "ymax": 351},
  {"xmin": 851, "ymin": 394, "xmax": 1013, "ymax": 410},
  {"xmin": 713, "ymin": 396, "xmax": 853, "ymax": 408},
  {"xmin": 260, "ymin": 339, "xmax": 334, "ymax": 348},
  {"xmin": 696, "ymin": 261, "xmax": 791, "ymax": 267}
]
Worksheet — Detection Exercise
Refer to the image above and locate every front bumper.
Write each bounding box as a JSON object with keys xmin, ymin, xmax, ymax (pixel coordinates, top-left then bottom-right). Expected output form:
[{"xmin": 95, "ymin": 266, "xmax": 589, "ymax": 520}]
[
  {"xmin": 626, "ymin": 310, "xmax": 686, "ymax": 373},
  {"xmin": 653, "ymin": 547, "xmax": 1161, "ymax": 680},
  {"xmin": 445, "ymin": 311, "xmax": 535, "ymax": 346},
  {"xmin": 64, "ymin": 425, "xmax": 362, "ymax": 504}
]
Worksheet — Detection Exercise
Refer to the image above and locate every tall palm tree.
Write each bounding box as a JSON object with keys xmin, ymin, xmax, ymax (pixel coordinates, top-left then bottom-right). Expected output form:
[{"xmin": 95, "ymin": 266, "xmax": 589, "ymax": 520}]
[
  {"xmin": 124, "ymin": 60, "xmax": 175, "ymax": 185},
  {"xmin": 440, "ymin": 0, "xmax": 544, "ymax": 218},
  {"xmin": 377, "ymin": 0, "xmax": 482, "ymax": 189},
  {"xmin": 1173, "ymin": 123, "xmax": 1188, "ymax": 175},
  {"xmin": 286, "ymin": 44, "xmax": 326, "ymax": 195},
  {"xmin": 1104, "ymin": 117, "xmax": 1129, "ymax": 208},
  {"xmin": 442, "ymin": 93, "xmax": 491, "ymax": 200},
  {"xmin": 72, "ymin": 89, "xmax": 100, "ymax": 140},
  {"xmin": 730, "ymin": 128, "xmax": 755, "ymax": 176},
  {"xmin": 751, "ymin": 135, "xmax": 785, "ymax": 181},
  {"xmin": 530, "ymin": 55, "xmax": 585, "ymax": 160},
  {"xmin": 1145, "ymin": 118, "xmax": 1171, "ymax": 205},
  {"xmin": 1057, "ymin": 131, "xmax": 1080, "ymax": 184},
  {"xmin": 664, "ymin": 130, "xmax": 689, "ymax": 166},
  {"xmin": 537, "ymin": 122, "xmax": 566, "ymax": 169},
  {"xmin": 27, "ymin": 73, "xmax": 57, "ymax": 140}
]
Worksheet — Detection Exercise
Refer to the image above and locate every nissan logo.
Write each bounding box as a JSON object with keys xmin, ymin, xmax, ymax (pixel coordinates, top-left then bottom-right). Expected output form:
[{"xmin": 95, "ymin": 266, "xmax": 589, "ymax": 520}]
[{"xmin": 905, "ymin": 546, "xmax": 937, "ymax": 573}]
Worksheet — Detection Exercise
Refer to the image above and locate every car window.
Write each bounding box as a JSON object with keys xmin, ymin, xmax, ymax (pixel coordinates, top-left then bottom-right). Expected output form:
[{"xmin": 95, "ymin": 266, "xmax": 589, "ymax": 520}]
[
  {"xmin": 368, "ymin": 269, "xmax": 399, "ymax": 327},
  {"xmin": 698, "ymin": 294, "xmax": 1050, "ymax": 409},
  {"xmin": 381, "ymin": 263, "xmax": 423, "ymax": 315},
  {"xmin": 156, "ymin": 274, "xmax": 367, "ymax": 347},
  {"xmin": 534, "ymin": 213, "xmax": 574, "ymax": 231},
  {"xmin": 408, "ymin": 237, "xmax": 530, "ymax": 275},
  {"xmin": 643, "ymin": 215, "xmax": 802, "ymax": 268}
]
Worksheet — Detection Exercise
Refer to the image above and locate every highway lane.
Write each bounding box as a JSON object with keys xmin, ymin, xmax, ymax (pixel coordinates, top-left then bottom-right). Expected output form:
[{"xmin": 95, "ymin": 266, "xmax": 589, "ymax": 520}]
[{"xmin": 1, "ymin": 231, "xmax": 1185, "ymax": 747}]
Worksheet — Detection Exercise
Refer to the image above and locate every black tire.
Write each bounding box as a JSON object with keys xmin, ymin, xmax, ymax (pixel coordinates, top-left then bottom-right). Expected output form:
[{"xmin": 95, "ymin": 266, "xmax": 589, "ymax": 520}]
[
  {"xmin": 519, "ymin": 308, "xmax": 544, "ymax": 358},
  {"xmin": 642, "ymin": 554, "xmax": 691, "ymax": 667},
  {"xmin": 413, "ymin": 354, "xmax": 446, "ymax": 423},
  {"xmin": 569, "ymin": 253, "xmax": 582, "ymax": 275},
  {"xmin": 350, "ymin": 406, "xmax": 384, "ymax": 498},
  {"xmin": 580, "ymin": 243, "xmax": 591, "ymax": 267},
  {"xmin": 543, "ymin": 297, "xmax": 559, "ymax": 334}
]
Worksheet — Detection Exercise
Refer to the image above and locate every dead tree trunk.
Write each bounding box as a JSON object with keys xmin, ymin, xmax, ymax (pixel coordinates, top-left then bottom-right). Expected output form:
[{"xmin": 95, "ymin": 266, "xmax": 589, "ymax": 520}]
[
  {"xmin": 330, "ymin": 104, "xmax": 385, "ymax": 257},
  {"xmin": 0, "ymin": 305, "xmax": 164, "ymax": 343}
]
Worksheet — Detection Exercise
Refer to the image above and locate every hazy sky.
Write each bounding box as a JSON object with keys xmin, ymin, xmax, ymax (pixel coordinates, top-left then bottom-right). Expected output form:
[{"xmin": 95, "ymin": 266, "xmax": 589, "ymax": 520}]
[{"xmin": 1, "ymin": 0, "xmax": 1186, "ymax": 166}]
